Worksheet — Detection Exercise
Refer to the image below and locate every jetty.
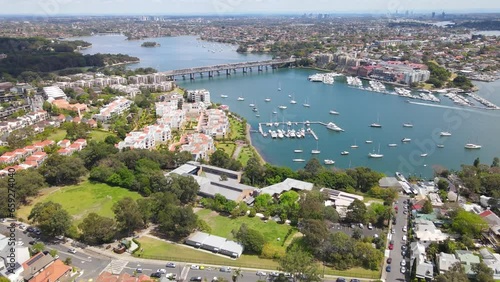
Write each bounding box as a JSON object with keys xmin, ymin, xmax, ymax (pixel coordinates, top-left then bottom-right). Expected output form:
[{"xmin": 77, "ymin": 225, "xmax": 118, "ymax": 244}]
[{"xmin": 256, "ymin": 121, "xmax": 330, "ymax": 140}]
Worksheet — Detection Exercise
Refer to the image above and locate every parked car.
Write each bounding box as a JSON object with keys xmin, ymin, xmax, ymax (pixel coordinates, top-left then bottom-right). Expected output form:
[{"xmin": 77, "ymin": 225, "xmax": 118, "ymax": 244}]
[
  {"xmin": 401, "ymin": 267, "xmax": 407, "ymax": 273},
  {"xmin": 270, "ymin": 272, "xmax": 280, "ymax": 277},
  {"xmin": 389, "ymin": 244, "xmax": 394, "ymax": 250},
  {"xmin": 26, "ymin": 227, "xmax": 34, "ymax": 233},
  {"xmin": 359, "ymin": 223, "xmax": 363, "ymax": 229},
  {"xmin": 166, "ymin": 262, "xmax": 176, "ymax": 268},
  {"xmin": 336, "ymin": 279, "xmax": 346, "ymax": 282},
  {"xmin": 256, "ymin": 271, "xmax": 267, "ymax": 276},
  {"xmin": 367, "ymin": 223, "xmax": 373, "ymax": 230},
  {"xmin": 190, "ymin": 277, "xmax": 202, "ymax": 282},
  {"xmin": 401, "ymin": 260, "xmax": 406, "ymax": 267},
  {"xmin": 29, "ymin": 241, "xmax": 36, "ymax": 245},
  {"xmin": 220, "ymin": 267, "xmax": 231, "ymax": 273},
  {"xmin": 68, "ymin": 248, "xmax": 77, "ymax": 254},
  {"xmin": 402, "ymin": 226, "xmax": 407, "ymax": 232},
  {"xmin": 387, "ymin": 258, "xmax": 392, "ymax": 264},
  {"xmin": 350, "ymin": 279, "xmax": 361, "ymax": 282},
  {"xmin": 150, "ymin": 273, "xmax": 161, "ymax": 278},
  {"xmin": 136, "ymin": 268, "xmax": 143, "ymax": 273},
  {"xmin": 401, "ymin": 245, "xmax": 407, "ymax": 251},
  {"xmin": 386, "ymin": 265, "xmax": 391, "ymax": 272},
  {"xmin": 156, "ymin": 269, "xmax": 167, "ymax": 274},
  {"xmin": 166, "ymin": 273, "xmax": 177, "ymax": 280}
]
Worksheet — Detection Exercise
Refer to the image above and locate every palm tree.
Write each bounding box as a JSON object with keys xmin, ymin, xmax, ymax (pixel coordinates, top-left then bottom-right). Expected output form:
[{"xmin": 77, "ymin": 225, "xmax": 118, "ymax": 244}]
[{"xmin": 231, "ymin": 268, "xmax": 243, "ymax": 282}]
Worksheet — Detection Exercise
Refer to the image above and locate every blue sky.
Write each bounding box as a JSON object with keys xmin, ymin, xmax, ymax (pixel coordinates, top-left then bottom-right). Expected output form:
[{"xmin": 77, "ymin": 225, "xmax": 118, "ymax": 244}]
[{"xmin": 0, "ymin": 0, "xmax": 497, "ymax": 15}]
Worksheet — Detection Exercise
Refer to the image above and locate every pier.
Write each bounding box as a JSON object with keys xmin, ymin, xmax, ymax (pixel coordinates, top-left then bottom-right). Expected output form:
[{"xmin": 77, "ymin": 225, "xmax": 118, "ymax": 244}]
[
  {"xmin": 160, "ymin": 58, "xmax": 296, "ymax": 80},
  {"xmin": 256, "ymin": 121, "xmax": 330, "ymax": 140}
]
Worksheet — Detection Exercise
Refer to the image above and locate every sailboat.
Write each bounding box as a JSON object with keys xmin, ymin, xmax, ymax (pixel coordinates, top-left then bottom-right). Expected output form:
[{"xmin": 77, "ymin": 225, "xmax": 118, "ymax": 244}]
[
  {"xmin": 311, "ymin": 141, "xmax": 320, "ymax": 154},
  {"xmin": 290, "ymin": 95, "xmax": 297, "ymax": 104},
  {"xmin": 403, "ymin": 122, "xmax": 413, "ymax": 128},
  {"xmin": 370, "ymin": 114, "xmax": 382, "ymax": 128},
  {"xmin": 368, "ymin": 144, "xmax": 383, "ymax": 158},
  {"xmin": 350, "ymin": 140, "xmax": 359, "ymax": 148},
  {"xmin": 303, "ymin": 98, "xmax": 310, "ymax": 107},
  {"xmin": 265, "ymin": 98, "xmax": 271, "ymax": 102},
  {"xmin": 278, "ymin": 82, "xmax": 282, "ymax": 91}
]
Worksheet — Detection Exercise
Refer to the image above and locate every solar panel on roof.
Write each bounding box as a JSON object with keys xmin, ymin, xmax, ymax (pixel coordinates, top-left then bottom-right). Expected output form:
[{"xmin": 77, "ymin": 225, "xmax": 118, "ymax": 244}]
[{"xmin": 26, "ymin": 253, "xmax": 44, "ymax": 266}]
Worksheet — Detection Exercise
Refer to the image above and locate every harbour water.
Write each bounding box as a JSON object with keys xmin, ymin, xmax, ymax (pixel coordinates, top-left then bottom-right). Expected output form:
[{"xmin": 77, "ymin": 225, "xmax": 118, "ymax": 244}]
[{"xmin": 75, "ymin": 35, "xmax": 500, "ymax": 178}]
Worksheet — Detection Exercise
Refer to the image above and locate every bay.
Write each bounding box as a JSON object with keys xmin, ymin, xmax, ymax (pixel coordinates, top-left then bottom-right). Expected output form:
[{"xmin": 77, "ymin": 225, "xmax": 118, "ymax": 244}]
[{"xmin": 73, "ymin": 35, "xmax": 500, "ymax": 178}]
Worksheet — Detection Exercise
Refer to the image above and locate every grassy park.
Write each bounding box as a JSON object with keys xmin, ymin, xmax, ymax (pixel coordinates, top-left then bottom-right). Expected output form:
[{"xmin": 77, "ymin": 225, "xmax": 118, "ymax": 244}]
[
  {"xmin": 89, "ymin": 130, "xmax": 116, "ymax": 142},
  {"xmin": 17, "ymin": 180, "xmax": 141, "ymax": 224},
  {"xmin": 215, "ymin": 142, "xmax": 236, "ymax": 157}
]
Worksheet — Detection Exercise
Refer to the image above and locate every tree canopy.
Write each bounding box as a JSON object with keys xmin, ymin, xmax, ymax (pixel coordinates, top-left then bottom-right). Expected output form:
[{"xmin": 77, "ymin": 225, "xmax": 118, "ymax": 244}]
[{"xmin": 28, "ymin": 201, "xmax": 72, "ymax": 237}]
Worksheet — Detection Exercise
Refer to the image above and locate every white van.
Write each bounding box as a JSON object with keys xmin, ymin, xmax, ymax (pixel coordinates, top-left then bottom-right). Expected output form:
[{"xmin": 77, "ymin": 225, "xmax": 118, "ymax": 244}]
[{"xmin": 402, "ymin": 235, "xmax": 407, "ymax": 242}]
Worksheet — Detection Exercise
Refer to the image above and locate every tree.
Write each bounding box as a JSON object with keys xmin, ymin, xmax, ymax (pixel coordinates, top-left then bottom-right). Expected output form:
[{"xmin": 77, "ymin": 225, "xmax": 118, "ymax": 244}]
[
  {"xmin": 31, "ymin": 242, "xmax": 45, "ymax": 254},
  {"xmin": 112, "ymin": 197, "xmax": 144, "ymax": 233},
  {"xmin": 28, "ymin": 201, "xmax": 72, "ymax": 237},
  {"xmin": 79, "ymin": 213, "xmax": 116, "ymax": 245},
  {"xmin": 352, "ymin": 228, "xmax": 362, "ymax": 240},
  {"xmin": 434, "ymin": 262, "xmax": 469, "ymax": 282},
  {"xmin": 345, "ymin": 199, "xmax": 367, "ymax": 224},
  {"xmin": 78, "ymin": 141, "xmax": 119, "ymax": 169},
  {"xmin": 39, "ymin": 154, "xmax": 87, "ymax": 185},
  {"xmin": 0, "ymin": 169, "xmax": 45, "ymax": 205},
  {"xmin": 473, "ymin": 157, "xmax": 480, "ymax": 168},
  {"xmin": 422, "ymin": 200, "xmax": 433, "ymax": 214},
  {"xmin": 162, "ymin": 174, "xmax": 200, "ymax": 204},
  {"xmin": 354, "ymin": 241, "xmax": 383, "ymax": 270},
  {"xmin": 157, "ymin": 205, "xmax": 198, "ymax": 239},
  {"xmin": 299, "ymin": 191, "xmax": 326, "ymax": 220},
  {"xmin": 346, "ymin": 167, "xmax": 383, "ymax": 193},
  {"xmin": 437, "ymin": 179, "xmax": 449, "ymax": 191},
  {"xmin": 279, "ymin": 245, "xmax": 321, "ymax": 282},
  {"xmin": 231, "ymin": 268, "xmax": 243, "ymax": 282},
  {"xmin": 492, "ymin": 157, "xmax": 499, "ymax": 168},
  {"xmin": 472, "ymin": 262, "xmax": 494, "ymax": 282},
  {"xmin": 301, "ymin": 219, "xmax": 329, "ymax": 246},
  {"xmin": 254, "ymin": 193, "xmax": 274, "ymax": 212},
  {"xmin": 243, "ymin": 157, "xmax": 264, "ymax": 186},
  {"xmin": 234, "ymin": 224, "xmax": 266, "ymax": 255},
  {"xmin": 451, "ymin": 209, "xmax": 488, "ymax": 238},
  {"xmin": 303, "ymin": 158, "xmax": 322, "ymax": 176}
]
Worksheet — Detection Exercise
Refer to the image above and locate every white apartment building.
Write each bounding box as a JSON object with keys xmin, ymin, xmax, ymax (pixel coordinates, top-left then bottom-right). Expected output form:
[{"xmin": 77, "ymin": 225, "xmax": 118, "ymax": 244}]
[
  {"xmin": 403, "ymin": 69, "xmax": 431, "ymax": 84},
  {"xmin": 116, "ymin": 124, "xmax": 171, "ymax": 150},
  {"xmin": 93, "ymin": 97, "xmax": 133, "ymax": 122},
  {"xmin": 43, "ymin": 86, "xmax": 67, "ymax": 100},
  {"xmin": 109, "ymin": 84, "xmax": 142, "ymax": 98},
  {"xmin": 187, "ymin": 89, "xmax": 211, "ymax": 105},
  {"xmin": 181, "ymin": 133, "xmax": 215, "ymax": 161},
  {"xmin": 199, "ymin": 109, "xmax": 229, "ymax": 138}
]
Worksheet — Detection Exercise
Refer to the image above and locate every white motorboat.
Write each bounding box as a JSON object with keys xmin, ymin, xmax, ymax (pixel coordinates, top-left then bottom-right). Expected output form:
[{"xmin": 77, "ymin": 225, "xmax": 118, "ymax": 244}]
[
  {"xmin": 420, "ymin": 153, "xmax": 428, "ymax": 157},
  {"xmin": 237, "ymin": 97, "xmax": 245, "ymax": 101},
  {"xmin": 278, "ymin": 105, "xmax": 287, "ymax": 109},
  {"xmin": 401, "ymin": 138, "xmax": 411, "ymax": 143},
  {"xmin": 437, "ymin": 144, "xmax": 445, "ymax": 148},
  {"xmin": 293, "ymin": 159, "xmax": 305, "ymax": 162},
  {"xmin": 324, "ymin": 159, "xmax": 335, "ymax": 165},
  {"xmin": 329, "ymin": 110, "xmax": 339, "ymax": 115},
  {"xmin": 464, "ymin": 143, "xmax": 481, "ymax": 149},
  {"xmin": 341, "ymin": 151, "xmax": 349, "ymax": 155},
  {"xmin": 350, "ymin": 145, "xmax": 359, "ymax": 149},
  {"xmin": 265, "ymin": 98, "xmax": 271, "ymax": 102},
  {"xmin": 370, "ymin": 123, "xmax": 382, "ymax": 128},
  {"xmin": 403, "ymin": 123, "xmax": 413, "ymax": 128},
  {"xmin": 326, "ymin": 122, "xmax": 343, "ymax": 132},
  {"xmin": 249, "ymin": 103, "xmax": 255, "ymax": 107},
  {"xmin": 290, "ymin": 99, "xmax": 297, "ymax": 104},
  {"xmin": 395, "ymin": 172, "xmax": 407, "ymax": 182},
  {"xmin": 294, "ymin": 149, "xmax": 303, "ymax": 153},
  {"xmin": 365, "ymin": 140, "xmax": 373, "ymax": 144},
  {"xmin": 220, "ymin": 94, "xmax": 228, "ymax": 98},
  {"xmin": 388, "ymin": 143, "xmax": 398, "ymax": 147},
  {"xmin": 256, "ymin": 114, "xmax": 260, "ymax": 117},
  {"xmin": 440, "ymin": 131, "xmax": 452, "ymax": 137},
  {"xmin": 311, "ymin": 150, "xmax": 321, "ymax": 154}
]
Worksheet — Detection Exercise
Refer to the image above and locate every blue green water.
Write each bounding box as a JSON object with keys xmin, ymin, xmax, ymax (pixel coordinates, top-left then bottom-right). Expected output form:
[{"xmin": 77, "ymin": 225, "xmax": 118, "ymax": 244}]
[{"xmin": 74, "ymin": 35, "xmax": 500, "ymax": 178}]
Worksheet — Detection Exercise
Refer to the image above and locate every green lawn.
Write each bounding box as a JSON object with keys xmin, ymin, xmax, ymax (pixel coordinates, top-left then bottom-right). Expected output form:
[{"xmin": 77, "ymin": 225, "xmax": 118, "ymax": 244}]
[
  {"xmin": 229, "ymin": 118, "xmax": 245, "ymax": 140},
  {"xmin": 45, "ymin": 129, "xmax": 67, "ymax": 142},
  {"xmin": 89, "ymin": 130, "xmax": 116, "ymax": 142},
  {"xmin": 215, "ymin": 142, "xmax": 236, "ymax": 157},
  {"xmin": 237, "ymin": 146, "xmax": 254, "ymax": 166},
  {"xmin": 196, "ymin": 209, "xmax": 294, "ymax": 248},
  {"xmin": 136, "ymin": 236, "xmax": 279, "ymax": 269},
  {"xmin": 17, "ymin": 180, "xmax": 142, "ymax": 224}
]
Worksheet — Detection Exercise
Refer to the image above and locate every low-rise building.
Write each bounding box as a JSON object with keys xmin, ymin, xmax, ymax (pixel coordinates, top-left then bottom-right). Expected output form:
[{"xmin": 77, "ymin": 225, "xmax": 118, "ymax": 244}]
[
  {"xmin": 410, "ymin": 241, "xmax": 434, "ymax": 280},
  {"xmin": 94, "ymin": 97, "xmax": 132, "ymax": 122},
  {"xmin": 455, "ymin": 250, "xmax": 481, "ymax": 277},
  {"xmin": 0, "ymin": 234, "xmax": 30, "ymax": 281},
  {"xmin": 437, "ymin": 252, "xmax": 460, "ymax": 274},
  {"xmin": 198, "ymin": 109, "xmax": 229, "ymax": 138},
  {"xmin": 479, "ymin": 248, "xmax": 500, "ymax": 280},
  {"xmin": 43, "ymin": 86, "xmax": 67, "ymax": 100},
  {"xmin": 21, "ymin": 253, "xmax": 71, "ymax": 282},
  {"xmin": 414, "ymin": 218, "xmax": 449, "ymax": 247},
  {"xmin": 97, "ymin": 271, "xmax": 152, "ymax": 282},
  {"xmin": 378, "ymin": 177, "xmax": 401, "ymax": 189},
  {"xmin": 259, "ymin": 178, "xmax": 313, "ymax": 197},
  {"xmin": 180, "ymin": 133, "xmax": 215, "ymax": 161},
  {"xmin": 185, "ymin": 231, "xmax": 243, "ymax": 258},
  {"xmin": 187, "ymin": 89, "xmax": 211, "ymax": 105},
  {"xmin": 116, "ymin": 124, "xmax": 171, "ymax": 150},
  {"xmin": 321, "ymin": 188, "xmax": 364, "ymax": 217}
]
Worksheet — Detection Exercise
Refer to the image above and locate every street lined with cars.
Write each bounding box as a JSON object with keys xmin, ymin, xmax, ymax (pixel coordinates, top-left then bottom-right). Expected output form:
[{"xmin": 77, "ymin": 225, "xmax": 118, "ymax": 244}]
[{"xmin": 384, "ymin": 195, "xmax": 410, "ymax": 282}]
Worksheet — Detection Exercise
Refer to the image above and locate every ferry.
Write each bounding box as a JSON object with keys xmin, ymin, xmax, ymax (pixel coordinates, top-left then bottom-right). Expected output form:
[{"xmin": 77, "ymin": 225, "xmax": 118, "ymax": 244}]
[
  {"xmin": 324, "ymin": 159, "xmax": 335, "ymax": 165},
  {"xmin": 401, "ymin": 138, "xmax": 411, "ymax": 143},
  {"xmin": 465, "ymin": 143, "xmax": 481, "ymax": 149},
  {"xmin": 440, "ymin": 131, "xmax": 452, "ymax": 137}
]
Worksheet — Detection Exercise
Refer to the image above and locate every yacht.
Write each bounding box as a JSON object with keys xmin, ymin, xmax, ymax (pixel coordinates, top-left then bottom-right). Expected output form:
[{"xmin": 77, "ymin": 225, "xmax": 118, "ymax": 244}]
[
  {"xmin": 252, "ymin": 108, "xmax": 258, "ymax": 112},
  {"xmin": 368, "ymin": 145, "xmax": 383, "ymax": 158},
  {"xmin": 388, "ymin": 143, "xmax": 398, "ymax": 147},
  {"xmin": 370, "ymin": 123, "xmax": 382, "ymax": 128},
  {"xmin": 287, "ymin": 121, "xmax": 292, "ymax": 126},
  {"xmin": 437, "ymin": 144, "xmax": 445, "ymax": 148},
  {"xmin": 341, "ymin": 151, "xmax": 350, "ymax": 155},
  {"xmin": 290, "ymin": 98, "xmax": 297, "ymax": 104},
  {"xmin": 420, "ymin": 153, "xmax": 428, "ymax": 157},
  {"xmin": 265, "ymin": 98, "xmax": 271, "ymax": 102},
  {"xmin": 350, "ymin": 143, "xmax": 359, "ymax": 149},
  {"xmin": 237, "ymin": 97, "xmax": 245, "ymax": 101},
  {"xmin": 329, "ymin": 110, "xmax": 340, "ymax": 115},
  {"xmin": 311, "ymin": 141, "xmax": 320, "ymax": 154},
  {"xmin": 324, "ymin": 159, "xmax": 335, "ymax": 165},
  {"xmin": 401, "ymin": 138, "xmax": 411, "ymax": 143},
  {"xmin": 249, "ymin": 103, "xmax": 255, "ymax": 107},
  {"xmin": 365, "ymin": 140, "xmax": 373, "ymax": 144},
  {"xmin": 293, "ymin": 159, "xmax": 305, "ymax": 162},
  {"xmin": 308, "ymin": 74, "xmax": 324, "ymax": 82},
  {"xmin": 278, "ymin": 105, "xmax": 287, "ymax": 109},
  {"xmin": 272, "ymin": 110, "xmax": 277, "ymax": 114},
  {"xmin": 277, "ymin": 130, "xmax": 284, "ymax": 139},
  {"xmin": 326, "ymin": 122, "xmax": 343, "ymax": 132},
  {"xmin": 464, "ymin": 143, "xmax": 481, "ymax": 149},
  {"xmin": 256, "ymin": 114, "xmax": 260, "ymax": 117},
  {"xmin": 220, "ymin": 94, "xmax": 228, "ymax": 98},
  {"xmin": 403, "ymin": 123, "xmax": 413, "ymax": 128},
  {"xmin": 440, "ymin": 131, "xmax": 452, "ymax": 137},
  {"xmin": 294, "ymin": 149, "xmax": 303, "ymax": 153}
]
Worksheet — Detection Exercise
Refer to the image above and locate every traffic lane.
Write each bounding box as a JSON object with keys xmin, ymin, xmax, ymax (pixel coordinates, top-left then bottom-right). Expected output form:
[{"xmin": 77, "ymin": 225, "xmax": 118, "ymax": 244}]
[
  {"xmin": 122, "ymin": 261, "xmax": 184, "ymax": 276},
  {"xmin": 386, "ymin": 196, "xmax": 409, "ymax": 282},
  {"xmin": 186, "ymin": 268, "xmax": 260, "ymax": 282}
]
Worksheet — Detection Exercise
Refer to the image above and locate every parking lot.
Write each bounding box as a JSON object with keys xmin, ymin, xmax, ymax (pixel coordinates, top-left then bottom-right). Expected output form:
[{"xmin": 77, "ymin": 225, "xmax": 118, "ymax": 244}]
[{"xmin": 329, "ymin": 223, "xmax": 383, "ymax": 238}]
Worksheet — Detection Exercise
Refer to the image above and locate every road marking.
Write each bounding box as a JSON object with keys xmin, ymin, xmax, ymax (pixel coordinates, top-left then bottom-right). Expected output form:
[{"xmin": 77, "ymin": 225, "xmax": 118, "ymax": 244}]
[
  {"xmin": 56, "ymin": 250, "xmax": 92, "ymax": 262},
  {"xmin": 102, "ymin": 260, "xmax": 129, "ymax": 275},
  {"xmin": 180, "ymin": 266, "xmax": 190, "ymax": 282}
]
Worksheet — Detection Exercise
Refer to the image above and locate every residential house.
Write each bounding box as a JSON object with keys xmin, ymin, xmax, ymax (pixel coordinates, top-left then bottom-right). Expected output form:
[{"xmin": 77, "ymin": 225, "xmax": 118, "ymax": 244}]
[
  {"xmin": 116, "ymin": 124, "xmax": 171, "ymax": 150},
  {"xmin": 410, "ymin": 241, "xmax": 434, "ymax": 280},
  {"xmin": 455, "ymin": 250, "xmax": 480, "ymax": 277},
  {"xmin": 21, "ymin": 253, "xmax": 71, "ymax": 282},
  {"xmin": 24, "ymin": 152, "xmax": 47, "ymax": 168},
  {"xmin": 479, "ymin": 210, "xmax": 500, "ymax": 244},
  {"xmin": 198, "ymin": 109, "xmax": 229, "ymax": 138},
  {"xmin": 259, "ymin": 178, "xmax": 314, "ymax": 197},
  {"xmin": 0, "ymin": 234, "xmax": 30, "ymax": 282},
  {"xmin": 413, "ymin": 218, "xmax": 449, "ymax": 247},
  {"xmin": 479, "ymin": 248, "xmax": 500, "ymax": 280},
  {"xmin": 57, "ymin": 139, "xmax": 71, "ymax": 148},
  {"xmin": 437, "ymin": 252, "xmax": 460, "ymax": 274}
]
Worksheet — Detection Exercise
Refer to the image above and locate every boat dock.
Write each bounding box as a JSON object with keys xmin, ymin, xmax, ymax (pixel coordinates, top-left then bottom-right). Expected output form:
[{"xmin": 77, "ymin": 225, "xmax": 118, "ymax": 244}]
[{"xmin": 256, "ymin": 121, "xmax": 328, "ymax": 140}]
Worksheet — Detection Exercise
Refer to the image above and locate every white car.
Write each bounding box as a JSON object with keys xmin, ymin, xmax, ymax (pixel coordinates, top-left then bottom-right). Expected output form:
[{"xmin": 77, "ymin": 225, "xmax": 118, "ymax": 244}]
[
  {"xmin": 256, "ymin": 271, "xmax": 267, "ymax": 276},
  {"xmin": 402, "ymin": 226, "xmax": 407, "ymax": 232},
  {"xmin": 68, "ymin": 248, "xmax": 77, "ymax": 254},
  {"xmin": 401, "ymin": 266, "xmax": 407, "ymax": 273},
  {"xmin": 401, "ymin": 260, "xmax": 406, "ymax": 267},
  {"xmin": 391, "ymin": 228, "xmax": 395, "ymax": 234},
  {"xmin": 157, "ymin": 269, "xmax": 167, "ymax": 274},
  {"xmin": 190, "ymin": 265, "xmax": 200, "ymax": 270},
  {"xmin": 166, "ymin": 273, "xmax": 177, "ymax": 280},
  {"xmin": 367, "ymin": 223, "xmax": 373, "ymax": 230}
]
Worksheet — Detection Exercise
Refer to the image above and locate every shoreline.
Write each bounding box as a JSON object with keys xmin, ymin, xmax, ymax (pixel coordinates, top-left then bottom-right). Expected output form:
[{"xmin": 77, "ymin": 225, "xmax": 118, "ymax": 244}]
[{"xmin": 246, "ymin": 123, "xmax": 267, "ymax": 165}]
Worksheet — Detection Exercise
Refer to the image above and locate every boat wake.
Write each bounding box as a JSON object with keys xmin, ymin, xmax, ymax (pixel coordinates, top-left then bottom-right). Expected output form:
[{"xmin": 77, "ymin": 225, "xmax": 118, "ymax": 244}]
[{"xmin": 407, "ymin": 101, "xmax": 492, "ymax": 115}]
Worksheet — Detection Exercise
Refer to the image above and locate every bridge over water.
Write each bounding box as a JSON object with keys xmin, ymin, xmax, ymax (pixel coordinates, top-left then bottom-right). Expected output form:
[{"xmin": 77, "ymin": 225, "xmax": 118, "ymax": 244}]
[{"xmin": 160, "ymin": 58, "xmax": 296, "ymax": 80}]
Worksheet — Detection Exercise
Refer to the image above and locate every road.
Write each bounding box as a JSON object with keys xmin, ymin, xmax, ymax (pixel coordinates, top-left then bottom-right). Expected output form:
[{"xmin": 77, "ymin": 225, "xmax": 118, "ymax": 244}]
[{"xmin": 383, "ymin": 194, "xmax": 410, "ymax": 282}]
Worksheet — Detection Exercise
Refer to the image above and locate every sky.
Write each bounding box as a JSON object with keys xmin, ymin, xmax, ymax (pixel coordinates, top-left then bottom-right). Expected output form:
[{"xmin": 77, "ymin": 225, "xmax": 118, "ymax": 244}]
[{"xmin": 0, "ymin": 0, "xmax": 498, "ymax": 16}]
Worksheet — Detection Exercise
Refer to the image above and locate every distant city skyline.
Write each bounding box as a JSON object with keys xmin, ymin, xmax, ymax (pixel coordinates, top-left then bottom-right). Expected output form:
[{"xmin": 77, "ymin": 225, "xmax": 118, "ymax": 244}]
[{"xmin": 0, "ymin": 0, "xmax": 498, "ymax": 16}]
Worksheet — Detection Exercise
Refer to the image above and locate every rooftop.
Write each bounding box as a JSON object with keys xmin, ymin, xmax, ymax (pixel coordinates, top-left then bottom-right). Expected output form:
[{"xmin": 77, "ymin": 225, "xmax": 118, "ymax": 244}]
[{"xmin": 260, "ymin": 178, "xmax": 313, "ymax": 196}]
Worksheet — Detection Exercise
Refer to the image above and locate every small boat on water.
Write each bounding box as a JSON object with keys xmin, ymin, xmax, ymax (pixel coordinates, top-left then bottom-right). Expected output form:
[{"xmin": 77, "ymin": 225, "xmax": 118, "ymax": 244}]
[
  {"xmin": 401, "ymin": 138, "xmax": 411, "ymax": 143},
  {"xmin": 324, "ymin": 159, "xmax": 335, "ymax": 165},
  {"xmin": 368, "ymin": 145, "xmax": 383, "ymax": 158},
  {"xmin": 265, "ymin": 98, "xmax": 271, "ymax": 102},
  {"xmin": 293, "ymin": 159, "xmax": 305, "ymax": 162},
  {"xmin": 341, "ymin": 151, "xmax": 349, "ymax": 155},
  {"xmin": 465, "ymin": 143, "xmax": 481, "ymax": 149},
  {"xmin": 329, "ymin": 110, "xmax": 340, "ymax": 115},
  {"xmin": 403, "ymin": 123, "xmax": 413, "ymax": 128},
  {"xmin": 365, "ymin": 140, "xmax": 373, "ymax": 144},
  {"xmin": 237, "ymin": 97, "xmax": 245, "ymax": 101},
  {"xmin": 370, "ymin": 123, "xmax": 382, "ymax": 128},
  {"xmin": 311, "ymin": 150, "xmax": 321, "ymax": 154},
  {"xmin": 278, "ymin": 105, "xmax": 287, "ymax": 109},
  {"xmin": 350, "ymin": 144, "xmax": 359, "ymax": 149},
  {"xmin": 440, "ymin": 131, "xmax": 452, "ymax": 137},
  {"xmin": 420, "ymin": 153, "xmax": 428, "ymax": 157},
  {"xmin": 256, "ymin": 114, "xmax": 260, "ymax": 117},
  {"xmin": 220, "ymin": 94, "xmax": 228, "ymax": 98},
  {"xmin": 437, "ymin": 144, "xmax": 445, "ymax": 148},
  {"xmin": 249, "ymin": 103, "xmax": 255, "ymax": 107},
  {"xmin": 294, "ymin": 149, "xmax": 303, "ymax": 153},
  {"xmin": 326, "ymin": 122, "xmax": 344, "ymax": 132},
  {"xmin": 388, "ymin": 143, "xmax": 398, "ymax": 147}
]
